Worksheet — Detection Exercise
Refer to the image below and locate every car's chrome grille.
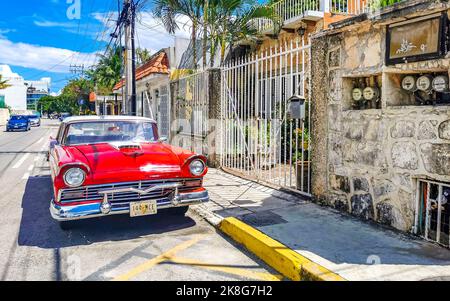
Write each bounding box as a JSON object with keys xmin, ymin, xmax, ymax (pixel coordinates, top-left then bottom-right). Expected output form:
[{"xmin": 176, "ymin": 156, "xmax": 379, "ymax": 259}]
[{"xmin": 59, "ymin": 179, "xmax": 202, "ymax": 204}]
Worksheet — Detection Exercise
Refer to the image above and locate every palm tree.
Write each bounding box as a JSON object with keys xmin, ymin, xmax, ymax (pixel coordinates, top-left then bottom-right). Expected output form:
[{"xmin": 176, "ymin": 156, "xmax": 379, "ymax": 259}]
[
  {"xmin": 87, "ymin": 47, "xmax": 123, "ymax": 94},
  {"xmin": 153, "ymin": 0, "xmax": 203, "ymax": 70},
  {"xmin": 136, "ymin": 48, "xmax": 152, "ymax": 65},
  {"xmin": 203, "ymin": 0, "xmax": 280, "ymax": 66},
  {"xmin": 215, "ymin": 0, "xmax": 280, "ymax": 65},
  {"xmin": 0, "ymin": 75, "xmax": 10, "ymax": 90}
]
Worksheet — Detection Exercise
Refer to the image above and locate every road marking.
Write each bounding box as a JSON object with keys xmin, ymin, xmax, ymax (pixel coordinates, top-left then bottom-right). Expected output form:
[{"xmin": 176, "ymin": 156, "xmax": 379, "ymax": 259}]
[
  {"xmin": 27, "ymin": 165, "xmax": 34, "ymax": 171},
  {"xmin": 22, "ymin": 173, "xmax": 30, "ymax": 180},
  {"xmin": 34, "ymin": 155, "xmax": 40, "ymax": 162},
  {"xmin": 12, "ymin": 154, "xmax": 30, "ymax": 169},
  {"xmin": 36, "ymin": 137, "xmax": 44, "ymax": 145},
  {"xmin": 113, "ymin": 235, "xmax": 205, "ymax": 281},
  {"xmin": 166, "ymin": 257, "xmax": 283, "ymax": 281}
]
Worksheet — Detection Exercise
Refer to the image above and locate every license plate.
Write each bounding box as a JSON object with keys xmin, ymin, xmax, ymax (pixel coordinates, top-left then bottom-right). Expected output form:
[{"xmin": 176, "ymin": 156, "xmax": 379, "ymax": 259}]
[{"xmin": 130, "ymin": 201, "xmax": 157, "ymax": 217}]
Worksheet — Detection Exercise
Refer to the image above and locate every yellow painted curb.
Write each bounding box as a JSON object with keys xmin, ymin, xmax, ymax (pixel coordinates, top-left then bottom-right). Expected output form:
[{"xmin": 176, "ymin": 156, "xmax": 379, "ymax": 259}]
[{"xmin": 219, "ymin": 217, "xmax": 346, "ymax": 281}]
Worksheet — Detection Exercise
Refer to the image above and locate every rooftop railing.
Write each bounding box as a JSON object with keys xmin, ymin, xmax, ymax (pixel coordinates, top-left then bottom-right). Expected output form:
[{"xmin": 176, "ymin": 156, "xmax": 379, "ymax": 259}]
[{"xmin": 251, "ymin": 0, "xmax": 373, "ymax": 33}]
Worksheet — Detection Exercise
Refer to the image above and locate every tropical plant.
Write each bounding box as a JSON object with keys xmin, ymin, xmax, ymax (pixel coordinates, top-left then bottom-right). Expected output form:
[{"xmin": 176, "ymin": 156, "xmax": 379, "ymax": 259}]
[
  {"xmin": 215, "ymin": 0, "xmax": 280, "ymax": 65},
  {"xmin": 0, "ymin": 75, "xmax": 11, "ymax": 90},
  {"xmin": 368, "ymin": 0, "xmax": 404, "ymax": 11},
  {"xmin": 153, "ymin": 0, "xmax": 203, "ymax": 70},
  {"xmin": 86, "ymin": 47, "xmax": 123, "ymax": 95},
  {"xmin": 136, "ymin": 48, "xmax": 152, "ymax": 65},
  {"xmin": 153, "ymin": 0, "xmax": 280, "ymax": 69},
  {"xmin": 38, "ymin": 78, "xmax": 95, "ymax": 115}
]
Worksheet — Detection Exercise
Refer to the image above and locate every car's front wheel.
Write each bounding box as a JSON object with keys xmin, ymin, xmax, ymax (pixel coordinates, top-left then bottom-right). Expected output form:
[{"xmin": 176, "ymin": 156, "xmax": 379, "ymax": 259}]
[{"xmin": 166, "ymin": 206, "xmax": 189, "ymax": 216}]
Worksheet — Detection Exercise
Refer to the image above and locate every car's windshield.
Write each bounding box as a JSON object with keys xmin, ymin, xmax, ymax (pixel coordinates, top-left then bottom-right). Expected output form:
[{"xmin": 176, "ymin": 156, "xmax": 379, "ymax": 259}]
[
  {"xmin": 64, "ymin": 121, "xmax": 158, "ymax": 145},
  {"xmin": 10, "ymin": 116, "xmax": 27, "ymax": 121}
]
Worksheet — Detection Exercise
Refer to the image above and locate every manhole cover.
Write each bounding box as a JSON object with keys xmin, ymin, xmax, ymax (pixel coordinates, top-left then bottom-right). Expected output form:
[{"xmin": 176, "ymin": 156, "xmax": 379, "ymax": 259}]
[{"xmin": 241, "ymin": 211, "xmax": 287, "ymax": 227}]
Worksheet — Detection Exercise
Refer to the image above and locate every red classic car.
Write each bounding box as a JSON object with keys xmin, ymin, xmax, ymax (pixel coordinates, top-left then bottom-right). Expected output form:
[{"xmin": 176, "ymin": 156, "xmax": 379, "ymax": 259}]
[{"xmin": 48, "ymin": 116, "xmax": 209, "ymax": 230}]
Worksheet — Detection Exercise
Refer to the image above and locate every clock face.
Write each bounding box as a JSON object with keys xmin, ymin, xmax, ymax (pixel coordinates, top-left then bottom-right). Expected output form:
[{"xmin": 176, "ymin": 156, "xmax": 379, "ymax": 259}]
[
  {"xmin": 432, "ymin": 76, "xmax": 449, "ymax": 92},
  {"xmin": 417, "ymin": 76, "xmax": 432, "ymax": 91},
  {"xmin": 352, "ymin": 88, "xmax": 363, "ymax": 101},
  {"xmin": 363, "ymin": 87, "xmax": 378, "ymax": 101},
  {"xmin": 402, "ymin": 76, "xmax": 417, "ymax": 92}
]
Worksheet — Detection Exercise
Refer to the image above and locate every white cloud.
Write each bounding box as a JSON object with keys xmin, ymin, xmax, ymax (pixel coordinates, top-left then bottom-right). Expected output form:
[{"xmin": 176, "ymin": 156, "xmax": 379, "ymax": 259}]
[
  {"xmin": 33, "ymin": 20, "xmax": 78, "ymax": 28},
  {"xmin": 0, "ymin": 29, "xmax": 15, "ymax": 39},
  {"xmin": 0, "ymin": 38, "xmax": 99, "ymax": 73}
]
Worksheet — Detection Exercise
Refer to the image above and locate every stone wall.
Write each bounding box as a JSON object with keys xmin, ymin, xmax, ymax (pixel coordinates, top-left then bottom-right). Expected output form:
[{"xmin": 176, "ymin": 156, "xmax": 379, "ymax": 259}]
[{"xmin": 310, "ymin": 6, "xmax": 450, "ymax": 232}]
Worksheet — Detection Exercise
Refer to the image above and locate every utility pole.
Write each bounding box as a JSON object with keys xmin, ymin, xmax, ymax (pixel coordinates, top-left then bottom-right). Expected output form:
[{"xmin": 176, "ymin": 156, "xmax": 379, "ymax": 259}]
[
  {"xmin": 69, "ymin": 64, "xmax": 85, "ymax": 76},
  {"xmin": 123, "ymin": 0, "xmax": 137, "ymax": 116}
]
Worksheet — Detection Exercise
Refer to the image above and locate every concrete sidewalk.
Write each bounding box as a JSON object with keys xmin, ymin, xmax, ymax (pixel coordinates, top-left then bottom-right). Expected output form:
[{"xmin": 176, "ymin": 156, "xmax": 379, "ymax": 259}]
[{"xmin": 192, "ymin": 169, "xmax": 450, "ymax": 281}]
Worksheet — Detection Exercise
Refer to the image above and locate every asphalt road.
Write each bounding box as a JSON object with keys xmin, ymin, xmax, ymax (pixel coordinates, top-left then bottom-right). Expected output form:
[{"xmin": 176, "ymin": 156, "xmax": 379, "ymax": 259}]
[{"xmin": 0, "ymin": 119, "xmax": 280, "ymax": 281}]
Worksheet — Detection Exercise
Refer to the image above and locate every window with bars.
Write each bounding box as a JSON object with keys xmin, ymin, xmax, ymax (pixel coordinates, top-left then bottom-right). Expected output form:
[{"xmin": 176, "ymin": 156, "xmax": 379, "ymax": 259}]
[{"xmin": 416, "ymin": 179, "xmax": 450, "ymax": 248}]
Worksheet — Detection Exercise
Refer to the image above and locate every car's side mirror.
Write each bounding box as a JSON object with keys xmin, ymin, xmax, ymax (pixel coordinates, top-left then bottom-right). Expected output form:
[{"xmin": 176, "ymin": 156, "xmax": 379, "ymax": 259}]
[
  {"xmin": 158, "ymin": 136, "xmax": 168, "ymax": 143},
  {"xmin": 49, "ymin": 136, "xmax": 58, "ymax": 149}
]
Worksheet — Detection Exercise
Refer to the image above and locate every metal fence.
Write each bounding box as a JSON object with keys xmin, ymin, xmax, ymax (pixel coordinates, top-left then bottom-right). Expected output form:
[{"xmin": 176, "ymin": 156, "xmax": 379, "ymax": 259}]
[
  {"xmin": 415, "ymin": 179, "xmax": 450, "ymax": 248},
  {"xmin": 171, "ymin": 71, "xmax": 210, "ymax": 155},
  {"xmin": 220, "ymin": 38, "xmax": 311, "ymax": 195},
  {"xmin": 252, "ymin": 0, "xmax": 369, "ymax": 33}
]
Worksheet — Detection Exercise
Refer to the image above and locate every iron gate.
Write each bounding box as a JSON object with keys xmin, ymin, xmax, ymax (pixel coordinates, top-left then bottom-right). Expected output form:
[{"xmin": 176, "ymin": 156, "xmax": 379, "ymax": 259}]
[
  {"xmin": 220, "ymin": 38, "xmax": 311, "ymax": 195},
  {"xmin": 172, "ymin": 71, "xmax": 209, "ymax": 155}
]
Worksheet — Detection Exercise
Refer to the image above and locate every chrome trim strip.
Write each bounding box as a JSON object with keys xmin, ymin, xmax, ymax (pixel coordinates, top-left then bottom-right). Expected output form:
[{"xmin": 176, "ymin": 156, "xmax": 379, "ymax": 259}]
[
  {"xmin": 50, "ymin": 190, "xmax": 209, "ymax": 221},
  {"xmin": 97, "ymin": 182, "xmax": 181, "ymax": 196}
]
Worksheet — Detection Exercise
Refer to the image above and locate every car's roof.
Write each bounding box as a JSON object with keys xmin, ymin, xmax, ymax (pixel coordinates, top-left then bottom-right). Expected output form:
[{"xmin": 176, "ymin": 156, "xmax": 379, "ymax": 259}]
[{"xmin": 63, "ymin": 115, "xmax": 157, "ymax": 124}]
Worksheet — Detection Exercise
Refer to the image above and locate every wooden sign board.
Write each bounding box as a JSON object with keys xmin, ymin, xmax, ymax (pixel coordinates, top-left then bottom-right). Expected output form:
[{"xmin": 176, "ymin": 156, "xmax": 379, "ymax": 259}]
[{"xmin": 386, "ymin": 13, "xmax": 448, "ymax": 65}]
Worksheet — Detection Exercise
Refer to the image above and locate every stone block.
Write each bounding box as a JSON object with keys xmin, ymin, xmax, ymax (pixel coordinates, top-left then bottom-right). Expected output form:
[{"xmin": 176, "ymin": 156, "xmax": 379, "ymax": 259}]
[
  {"xmin": 418, "ymin": 120, "xmax": 438, "ymax": 140},
  {"xmin": 439, "ymin": 120, "xmax": 450, "ymax": 140},
  {"xmin": 351, "ymin": 193, "xmax": 374, "ymax": 220},
  {"xmin": 328, "ymin": 194, "xmax": 349, "ymax": 212},
  {"xmin": 353, "ymin": 177, "xmax": 370, "ymax": 192},
  {"xmin": 391, "ymin": 121, "xmax": 415, "ymax": 138},
  {"xmin": 376, "ymin": 201, "xmax": 394, "ymax": 226},
  {"xmin": 330, "ymin": 174, "xmax": 351, "ymax": 193},
  {"xmin": 391, "ymin": 142, "xmax": 418, "ymax": 170},
  {"xmin": 420, "ymin": 143, "xmax": 450, "ymax": 176},
  {"xmin": 373, "ymin": 180, "xmax": 395, "ymax": 199}
]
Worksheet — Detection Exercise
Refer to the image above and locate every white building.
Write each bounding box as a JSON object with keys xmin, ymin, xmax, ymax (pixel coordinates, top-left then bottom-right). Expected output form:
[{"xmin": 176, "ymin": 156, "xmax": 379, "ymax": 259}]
[
  {"xmin": 113, "ymin": 37, "xmax": 190, "ymax": 138},
  {"xmin": 0, "ymin": 65, "xmax": 27, "ymax": 111}
]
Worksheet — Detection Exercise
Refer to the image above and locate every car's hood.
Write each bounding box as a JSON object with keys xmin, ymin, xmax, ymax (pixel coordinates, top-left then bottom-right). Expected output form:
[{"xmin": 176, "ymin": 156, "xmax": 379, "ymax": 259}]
[{"xmin": 72, "ymin": 142, "xmax": 185, "ymax": 182}]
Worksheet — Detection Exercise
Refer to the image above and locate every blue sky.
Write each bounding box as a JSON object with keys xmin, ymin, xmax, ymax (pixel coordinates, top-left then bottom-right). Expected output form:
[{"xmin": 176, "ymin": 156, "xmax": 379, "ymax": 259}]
[{"xmin": 0, "ymin": 0, "xmax": 190, "ymax": 93}]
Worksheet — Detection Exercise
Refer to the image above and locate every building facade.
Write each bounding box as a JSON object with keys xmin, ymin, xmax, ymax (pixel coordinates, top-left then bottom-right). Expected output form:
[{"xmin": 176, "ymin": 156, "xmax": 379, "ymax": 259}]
[
  {"xmin": 310, "ymin": 0, "xmax": 450, "ymax": 246},
  {"xmin": 25, "ymin": 77, "xmax": 51, "ymax": 111},
  {"xmin": 0, "ymin": 65, "xmax": 27, "ymax": 111}
]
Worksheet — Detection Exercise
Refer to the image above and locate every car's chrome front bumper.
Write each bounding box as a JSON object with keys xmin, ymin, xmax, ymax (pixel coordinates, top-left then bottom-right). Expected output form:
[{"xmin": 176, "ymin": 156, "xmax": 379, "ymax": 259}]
[{"xmin": 50, "ymin": 190, "xmax": 209, "ymax": 221}]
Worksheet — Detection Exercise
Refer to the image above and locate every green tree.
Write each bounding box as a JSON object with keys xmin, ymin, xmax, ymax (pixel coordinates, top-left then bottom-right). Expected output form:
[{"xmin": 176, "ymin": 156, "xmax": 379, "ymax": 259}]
[
  {"xmin": 153, "ymin": 0, "xmax": 204, "ymax": 70},
  {"xmin": 136, "ymin": 48, "xmax": 152, "ymax": 65},
  {"xmin": 0, "ymin": 74, "xmax": 11, "ymax": 90},
  {"xmin": 213, "ymin": 0, "xmax": 280, "ymax": 65},
  {"xmin": 86, "ymin": 47, "xmax": 123, "ymax": 95}
]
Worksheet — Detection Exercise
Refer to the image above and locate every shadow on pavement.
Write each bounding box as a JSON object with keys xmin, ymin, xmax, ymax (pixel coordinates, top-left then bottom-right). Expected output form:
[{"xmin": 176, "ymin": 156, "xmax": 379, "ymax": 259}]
[{"xmin": 18, "ymin": 176, "xmax": 197, "ymax": 249}]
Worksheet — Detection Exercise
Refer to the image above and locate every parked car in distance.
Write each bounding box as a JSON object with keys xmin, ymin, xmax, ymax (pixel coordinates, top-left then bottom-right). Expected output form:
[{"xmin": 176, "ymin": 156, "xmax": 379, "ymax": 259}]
[
  {"xmin": 59, "ymin": 113, "xmax": 71, "ymax": 122},
  {"xmin": 48, "ymin": 116, "xmax": 209, "ymax": 230},
  {"xmin": 6, "ymin": 115, "xmax": 31, "ymax": 132},
  {"xmin": 28, "ymin": 115, "xmax": 41, "ymax": 127}
]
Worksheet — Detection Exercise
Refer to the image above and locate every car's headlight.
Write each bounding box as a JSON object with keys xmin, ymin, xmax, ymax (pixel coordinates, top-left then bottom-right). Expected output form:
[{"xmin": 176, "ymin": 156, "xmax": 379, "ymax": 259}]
[
  {"xmin": 63, "ymin": 168, "xmax": 86, "ymax": 187},
  {"xmin": 189, "ymin": 159, "xmax": 205, "ymax": 176}
]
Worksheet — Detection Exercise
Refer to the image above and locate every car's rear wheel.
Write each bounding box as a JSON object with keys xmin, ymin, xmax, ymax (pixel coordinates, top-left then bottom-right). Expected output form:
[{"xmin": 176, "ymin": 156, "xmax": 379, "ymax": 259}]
[{"xmin": 166, "ymin": 206, "xmax": 189, "ymax": 216}]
